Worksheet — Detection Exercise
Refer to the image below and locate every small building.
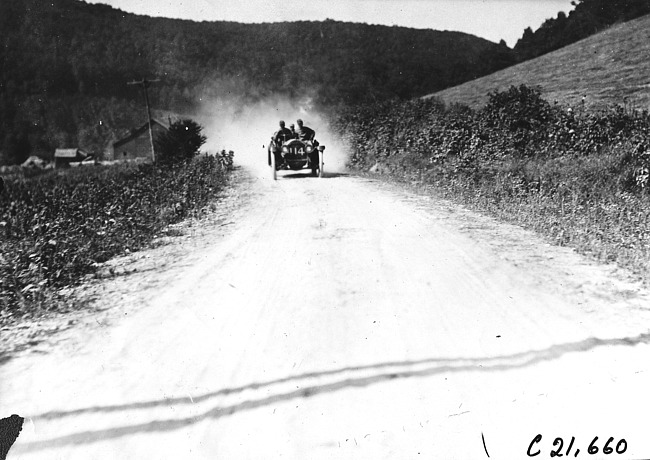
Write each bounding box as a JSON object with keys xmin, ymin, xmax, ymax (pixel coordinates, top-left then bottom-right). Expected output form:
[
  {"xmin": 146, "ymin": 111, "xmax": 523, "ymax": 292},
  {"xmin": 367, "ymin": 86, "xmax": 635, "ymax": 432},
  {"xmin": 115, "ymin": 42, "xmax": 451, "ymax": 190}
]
[
  {"xmin": 110, "ymin": 119, "xmax": 168, "ymax": 162},
  {"xmin": 54, "ymin": 149, "xmax": 91, "ymax": 168}
]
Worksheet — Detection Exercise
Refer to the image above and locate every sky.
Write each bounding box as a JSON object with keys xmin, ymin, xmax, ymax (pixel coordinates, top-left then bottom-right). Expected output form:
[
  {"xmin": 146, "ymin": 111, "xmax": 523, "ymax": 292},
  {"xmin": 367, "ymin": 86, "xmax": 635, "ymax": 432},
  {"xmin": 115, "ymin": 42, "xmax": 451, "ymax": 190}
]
[{"xmin": 86, "ymin": 0, "xmax": 575, "ymax": 47}]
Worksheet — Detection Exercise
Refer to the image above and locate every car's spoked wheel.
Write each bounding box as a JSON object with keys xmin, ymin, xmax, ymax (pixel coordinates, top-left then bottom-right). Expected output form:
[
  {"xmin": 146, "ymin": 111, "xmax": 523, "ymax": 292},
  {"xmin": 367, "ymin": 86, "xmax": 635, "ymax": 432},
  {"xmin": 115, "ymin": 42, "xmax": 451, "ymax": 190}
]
[
  {"xmin": 270, "ymin": 151, "xmax": 277, "ymax": 180},
  {"xmin": 318, "ymin": 150, "xmax": 324, "ymax": 178}
]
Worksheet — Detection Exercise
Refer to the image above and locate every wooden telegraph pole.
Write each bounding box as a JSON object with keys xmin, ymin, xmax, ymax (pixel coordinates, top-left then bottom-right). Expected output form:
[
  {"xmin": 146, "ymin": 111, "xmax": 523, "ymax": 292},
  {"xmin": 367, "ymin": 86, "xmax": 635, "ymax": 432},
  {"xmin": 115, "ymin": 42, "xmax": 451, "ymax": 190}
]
[{"xmin": 128, "ymin": 78, "xmax": 160, "ymax": 163}]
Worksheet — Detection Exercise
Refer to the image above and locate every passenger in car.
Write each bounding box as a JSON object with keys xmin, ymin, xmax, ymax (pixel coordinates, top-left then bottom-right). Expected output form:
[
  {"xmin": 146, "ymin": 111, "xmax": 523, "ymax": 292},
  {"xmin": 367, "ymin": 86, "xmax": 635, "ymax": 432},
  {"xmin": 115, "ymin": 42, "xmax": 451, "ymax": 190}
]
[{"xmin": 296, "ymin": 119, "xmax": 315, "ymax": 142}]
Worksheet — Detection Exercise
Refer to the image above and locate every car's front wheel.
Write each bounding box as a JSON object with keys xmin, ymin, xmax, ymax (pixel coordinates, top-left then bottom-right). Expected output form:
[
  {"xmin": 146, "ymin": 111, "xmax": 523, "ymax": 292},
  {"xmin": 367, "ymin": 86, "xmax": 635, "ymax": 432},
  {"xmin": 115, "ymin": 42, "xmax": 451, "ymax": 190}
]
[{"xmin": 270, "ymin": 150, "xmax": 277, "ymax": 180}]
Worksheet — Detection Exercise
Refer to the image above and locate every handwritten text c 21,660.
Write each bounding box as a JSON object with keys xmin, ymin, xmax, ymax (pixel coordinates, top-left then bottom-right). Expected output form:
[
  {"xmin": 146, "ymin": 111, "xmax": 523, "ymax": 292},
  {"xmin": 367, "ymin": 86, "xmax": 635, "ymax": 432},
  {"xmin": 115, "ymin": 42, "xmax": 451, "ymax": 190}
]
[{"xmin": 527, "ymin": 434, "xmax": 628, "ymax": 457}]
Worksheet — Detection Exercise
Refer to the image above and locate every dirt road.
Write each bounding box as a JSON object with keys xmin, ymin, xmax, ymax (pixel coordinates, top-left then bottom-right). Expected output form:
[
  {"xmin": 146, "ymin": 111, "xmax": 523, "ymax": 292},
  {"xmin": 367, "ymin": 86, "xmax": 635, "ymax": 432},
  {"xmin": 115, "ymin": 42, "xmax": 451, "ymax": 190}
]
[{"xmin": 2, "ymin": 167, "xmax": 650, "ymax": 459}]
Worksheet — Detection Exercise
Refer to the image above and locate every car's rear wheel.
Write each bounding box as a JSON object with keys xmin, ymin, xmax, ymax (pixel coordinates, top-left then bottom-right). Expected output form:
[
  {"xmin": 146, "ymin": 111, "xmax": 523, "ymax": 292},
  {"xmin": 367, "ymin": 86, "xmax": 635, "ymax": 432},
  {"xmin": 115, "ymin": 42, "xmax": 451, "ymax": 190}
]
[{"xmin": 318, "ymin": 150, "xmax": 324, "ymax": 178}]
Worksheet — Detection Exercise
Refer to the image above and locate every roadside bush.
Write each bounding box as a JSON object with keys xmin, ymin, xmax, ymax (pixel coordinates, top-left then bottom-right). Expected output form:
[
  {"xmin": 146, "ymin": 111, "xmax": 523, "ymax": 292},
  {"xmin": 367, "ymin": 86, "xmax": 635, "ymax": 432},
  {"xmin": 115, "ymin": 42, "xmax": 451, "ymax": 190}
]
[
  {"xmin": 155, "ymin": 119, "xmax": 206, "ymax": 165},
  {"xmin": 484, "ymin": 85, "xmax": 553, "ymax": 131},
  {"xmin": 482, "ymin": 84, "xmax": 556, "ymax": 157}
]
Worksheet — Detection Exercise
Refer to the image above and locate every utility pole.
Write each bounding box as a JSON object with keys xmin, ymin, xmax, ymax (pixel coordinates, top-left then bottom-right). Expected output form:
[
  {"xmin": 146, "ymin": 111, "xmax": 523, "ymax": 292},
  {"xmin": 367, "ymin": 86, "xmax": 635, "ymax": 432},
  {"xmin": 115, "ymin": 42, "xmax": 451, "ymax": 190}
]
[{"xmin": 128, "ymin": 78, "xmax": 160, "ymax": 164}]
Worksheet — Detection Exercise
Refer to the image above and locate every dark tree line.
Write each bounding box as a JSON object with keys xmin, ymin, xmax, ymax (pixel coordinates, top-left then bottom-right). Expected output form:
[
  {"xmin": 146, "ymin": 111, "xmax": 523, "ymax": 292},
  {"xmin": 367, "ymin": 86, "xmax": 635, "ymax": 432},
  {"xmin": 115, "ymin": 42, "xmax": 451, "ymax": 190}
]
[
  {"xmin": 514, "ymin": 0, "xmax": 650, "ymax": 61},
  {"xmin": 0, "ymin": 0, "xmax": 515, "ymax": 165}
]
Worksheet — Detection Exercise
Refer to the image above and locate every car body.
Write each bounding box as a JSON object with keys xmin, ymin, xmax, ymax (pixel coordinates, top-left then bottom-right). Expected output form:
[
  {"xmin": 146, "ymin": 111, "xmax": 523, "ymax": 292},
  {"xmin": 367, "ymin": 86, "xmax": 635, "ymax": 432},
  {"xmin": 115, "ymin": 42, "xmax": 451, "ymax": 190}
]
[{"xmin": 268, "ymin": 138, "xmax": 325, "ymax": 180}]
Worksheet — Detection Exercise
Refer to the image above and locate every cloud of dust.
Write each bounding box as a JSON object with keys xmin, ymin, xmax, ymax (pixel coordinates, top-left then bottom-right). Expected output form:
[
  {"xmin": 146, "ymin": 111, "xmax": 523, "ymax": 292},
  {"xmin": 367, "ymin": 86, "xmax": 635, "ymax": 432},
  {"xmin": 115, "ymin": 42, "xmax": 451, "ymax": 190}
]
[{"xmin": 195, "ymin": 95, "xmax": 351, "ymax": 177}]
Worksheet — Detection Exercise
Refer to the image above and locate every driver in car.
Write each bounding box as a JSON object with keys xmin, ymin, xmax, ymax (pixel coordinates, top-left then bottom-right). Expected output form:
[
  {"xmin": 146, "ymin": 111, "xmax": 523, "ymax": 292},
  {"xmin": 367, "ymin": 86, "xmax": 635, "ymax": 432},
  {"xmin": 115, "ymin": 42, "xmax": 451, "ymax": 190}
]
[
  {"xmin": 273, "ymin": 120, "xmax": 293, "ymax": 145},
  {"xmin": 270, "ymin": 120, "xmax": 293, "ymax": 168},
  {"xmin": 296, "ymin": 119, "xmax": 315, "ymax": 142}
]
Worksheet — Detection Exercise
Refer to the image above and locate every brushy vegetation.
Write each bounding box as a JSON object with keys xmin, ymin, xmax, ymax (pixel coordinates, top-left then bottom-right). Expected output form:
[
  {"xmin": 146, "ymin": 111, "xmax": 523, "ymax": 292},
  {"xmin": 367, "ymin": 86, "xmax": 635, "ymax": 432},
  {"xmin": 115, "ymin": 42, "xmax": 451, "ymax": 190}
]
[
  {"xmin": 334, "ymin": 85, "xmax": 650, "ymax": 279},
  {"xmin": 0, "ymin": 154, "xmax": 233, "ymax": 319}
]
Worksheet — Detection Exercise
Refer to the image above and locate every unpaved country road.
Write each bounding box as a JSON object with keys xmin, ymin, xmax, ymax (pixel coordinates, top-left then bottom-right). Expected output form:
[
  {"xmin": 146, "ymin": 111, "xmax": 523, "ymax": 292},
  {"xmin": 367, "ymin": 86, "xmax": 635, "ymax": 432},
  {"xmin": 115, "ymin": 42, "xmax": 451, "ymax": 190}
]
[{"xmin": 3, "ymin": 167, "xmax": 650, "ymax": 459}]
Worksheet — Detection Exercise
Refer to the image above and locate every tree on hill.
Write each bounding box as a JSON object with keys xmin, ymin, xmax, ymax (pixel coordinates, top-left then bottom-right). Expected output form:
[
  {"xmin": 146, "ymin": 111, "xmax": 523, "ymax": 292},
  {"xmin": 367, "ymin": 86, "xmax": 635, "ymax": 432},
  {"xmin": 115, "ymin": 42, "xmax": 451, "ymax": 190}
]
[{"xmin": 513, "ymin": 0, "xmax": 650, "ymax": 61}]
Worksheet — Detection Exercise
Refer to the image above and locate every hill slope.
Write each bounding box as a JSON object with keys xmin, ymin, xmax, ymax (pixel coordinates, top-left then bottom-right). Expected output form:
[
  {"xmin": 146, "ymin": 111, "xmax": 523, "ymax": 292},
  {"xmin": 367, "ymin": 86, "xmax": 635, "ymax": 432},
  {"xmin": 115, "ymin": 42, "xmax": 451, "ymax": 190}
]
[{"xmin": 427, "ymin": 14, "xmax": 650, "ymax": 111}]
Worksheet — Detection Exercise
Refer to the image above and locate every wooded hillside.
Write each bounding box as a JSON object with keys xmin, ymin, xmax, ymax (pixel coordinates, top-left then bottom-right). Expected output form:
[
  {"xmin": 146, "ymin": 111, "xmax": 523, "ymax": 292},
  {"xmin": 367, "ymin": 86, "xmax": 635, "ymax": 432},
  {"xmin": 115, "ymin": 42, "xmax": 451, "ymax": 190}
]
[
  {"xmin": 0, "ymin": 0, "xmax": 515, "ymax": 164},
  {"xmin": 513, "ymin": 0, "xmax": 650, "ymax": 61}
]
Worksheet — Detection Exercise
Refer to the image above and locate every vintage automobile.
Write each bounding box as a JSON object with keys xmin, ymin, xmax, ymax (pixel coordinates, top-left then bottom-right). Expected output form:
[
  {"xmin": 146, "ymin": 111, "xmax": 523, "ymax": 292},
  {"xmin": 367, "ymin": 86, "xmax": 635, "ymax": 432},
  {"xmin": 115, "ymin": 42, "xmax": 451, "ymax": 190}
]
[{"xmin": 268, "ymin": 138, "xmax": 325, "ymax": 180}]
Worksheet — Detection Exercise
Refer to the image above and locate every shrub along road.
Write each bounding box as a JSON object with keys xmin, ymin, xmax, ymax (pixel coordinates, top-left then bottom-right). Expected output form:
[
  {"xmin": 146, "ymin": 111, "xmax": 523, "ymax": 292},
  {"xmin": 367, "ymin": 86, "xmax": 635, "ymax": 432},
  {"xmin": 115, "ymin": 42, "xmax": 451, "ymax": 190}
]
[{"xmin": 2, "ymin": 167, "xmax": 650, "ymax": 458}]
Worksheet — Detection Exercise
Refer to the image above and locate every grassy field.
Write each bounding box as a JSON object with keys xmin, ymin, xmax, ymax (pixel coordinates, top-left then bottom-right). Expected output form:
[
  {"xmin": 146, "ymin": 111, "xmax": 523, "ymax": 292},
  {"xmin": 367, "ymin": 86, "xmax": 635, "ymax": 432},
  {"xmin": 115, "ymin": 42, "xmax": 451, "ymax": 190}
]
[
  {"xmin": 428, "ymin": 14, "xmax": 650, "ymax": 112},
  {"xmin": 0, "ymin": 156, "xmax": 233, "ymax": 320}
]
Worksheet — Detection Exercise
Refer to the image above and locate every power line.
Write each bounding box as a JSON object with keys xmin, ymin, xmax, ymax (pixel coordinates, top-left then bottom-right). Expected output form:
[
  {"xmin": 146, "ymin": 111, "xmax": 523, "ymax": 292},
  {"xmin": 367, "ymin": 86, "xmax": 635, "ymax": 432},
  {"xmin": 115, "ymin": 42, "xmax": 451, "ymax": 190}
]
[{"xmin": 127, "ymin": 78, "xmax": 160, "ymax": 163}]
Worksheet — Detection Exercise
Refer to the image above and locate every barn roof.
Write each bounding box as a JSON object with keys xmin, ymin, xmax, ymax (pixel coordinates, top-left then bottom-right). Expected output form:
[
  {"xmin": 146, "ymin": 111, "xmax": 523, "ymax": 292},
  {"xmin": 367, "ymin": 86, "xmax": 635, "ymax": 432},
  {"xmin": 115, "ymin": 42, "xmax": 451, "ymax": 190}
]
[
  {"xmin": 54, "ymin": 148, "xmax": 90, "ymax": 159},
  {"xmin": 113, "ymin": 119, "xmax": 168, "ymax": 149}
]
